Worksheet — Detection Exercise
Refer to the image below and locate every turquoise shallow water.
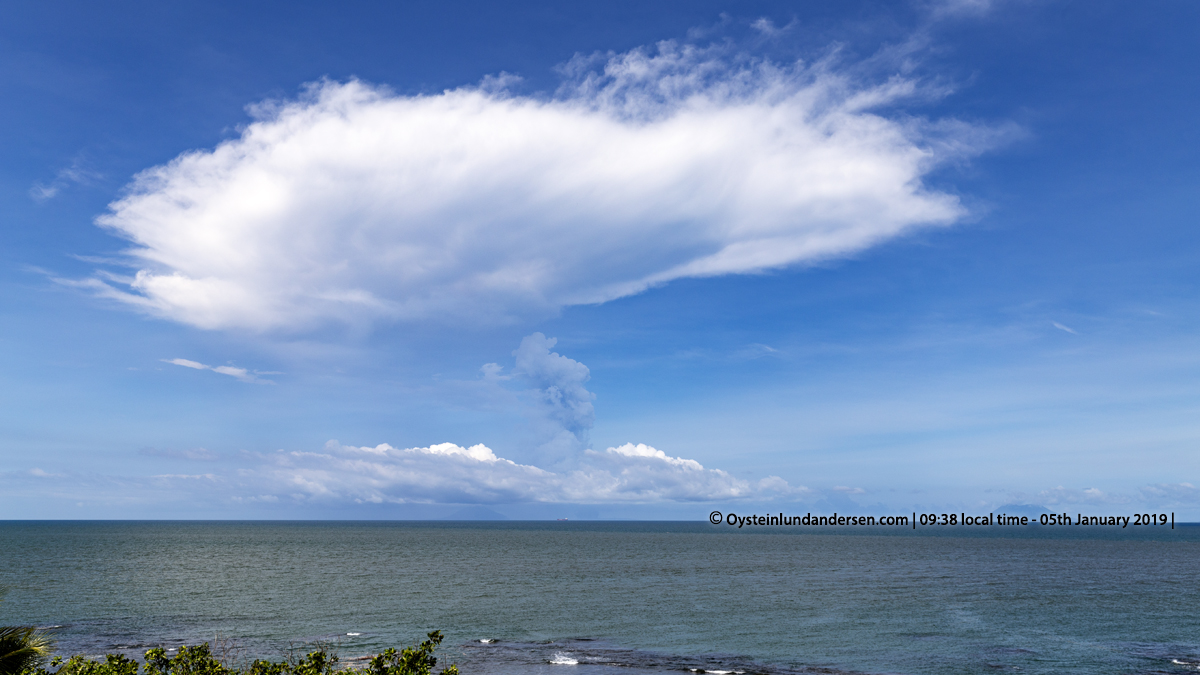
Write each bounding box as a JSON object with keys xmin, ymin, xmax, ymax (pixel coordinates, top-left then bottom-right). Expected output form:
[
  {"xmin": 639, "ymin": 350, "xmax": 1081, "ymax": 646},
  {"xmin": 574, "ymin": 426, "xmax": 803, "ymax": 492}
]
[{"xmin": 1, "ymin": 521, "xmax": 1198, "ymax": 675}]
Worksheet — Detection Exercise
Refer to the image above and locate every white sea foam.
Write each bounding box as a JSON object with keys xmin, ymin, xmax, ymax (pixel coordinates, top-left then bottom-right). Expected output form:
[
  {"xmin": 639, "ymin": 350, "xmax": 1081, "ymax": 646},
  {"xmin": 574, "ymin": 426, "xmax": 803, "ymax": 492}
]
[
  {"xmin": 479, "ymin": 639, "xmax": 496, "ymax": 644},
  {"xmin": 346, "ymin": 633, "xmax": 361, "ymax": 636},
  {"xmin": 550, "ymin": 652, "xmax": 578, "ymax": 665}
]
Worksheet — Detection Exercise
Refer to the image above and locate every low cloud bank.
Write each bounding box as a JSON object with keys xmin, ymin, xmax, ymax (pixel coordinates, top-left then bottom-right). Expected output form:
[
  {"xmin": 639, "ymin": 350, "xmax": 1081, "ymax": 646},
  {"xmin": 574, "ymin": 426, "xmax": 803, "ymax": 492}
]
[
  {"xmin": 87, "ymin": 40, "xmax": 988, "ymax": 332},
  {"xmin": 1028, "ymin": 483, "xmax": 1200, "ymax": 507},
  {"xmin": 260, "ymin": 439, "xmax": 802, "ymax": 505}
]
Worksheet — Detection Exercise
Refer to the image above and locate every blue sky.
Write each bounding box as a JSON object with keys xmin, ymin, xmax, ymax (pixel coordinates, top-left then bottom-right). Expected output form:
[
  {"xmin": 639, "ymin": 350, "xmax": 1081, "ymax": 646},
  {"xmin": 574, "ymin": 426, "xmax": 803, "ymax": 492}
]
[{"xmin": 2, "ymin": 0, "xmax": 1198, "ymax": 519}]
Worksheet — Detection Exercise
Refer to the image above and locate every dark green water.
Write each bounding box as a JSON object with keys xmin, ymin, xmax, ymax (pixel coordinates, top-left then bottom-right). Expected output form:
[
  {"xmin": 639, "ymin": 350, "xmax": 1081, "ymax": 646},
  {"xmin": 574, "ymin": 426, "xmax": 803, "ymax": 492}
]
[{"xmin": 1, "ymin": 521, "xmax": 1198, "ymax": 675}]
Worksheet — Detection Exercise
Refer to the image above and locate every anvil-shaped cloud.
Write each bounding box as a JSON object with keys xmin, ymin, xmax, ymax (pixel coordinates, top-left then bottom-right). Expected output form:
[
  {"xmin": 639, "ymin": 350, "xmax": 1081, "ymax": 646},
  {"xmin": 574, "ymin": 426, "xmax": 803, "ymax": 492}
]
[{"xmin": 87, "ymin": 40, "xmax": 983, "ymax": 332}]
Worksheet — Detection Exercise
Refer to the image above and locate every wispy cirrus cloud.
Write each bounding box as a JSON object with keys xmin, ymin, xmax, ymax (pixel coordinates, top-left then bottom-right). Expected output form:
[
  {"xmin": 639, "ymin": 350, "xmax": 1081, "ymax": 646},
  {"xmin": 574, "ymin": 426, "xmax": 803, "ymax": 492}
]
[
  {"xmin": 78, "ymin": 39, "xmax": 1001, "ymax": 333},
  {"xmin": 139, "ymin": 447, "xmax": 220, "ymax": 461},
  {"xmin": 163, "ymin": 358, "xmax": 276, "ymax": 384},
  {"xmin": 30, "ymin": 157, "xmax": 102, "ymax": 202}
]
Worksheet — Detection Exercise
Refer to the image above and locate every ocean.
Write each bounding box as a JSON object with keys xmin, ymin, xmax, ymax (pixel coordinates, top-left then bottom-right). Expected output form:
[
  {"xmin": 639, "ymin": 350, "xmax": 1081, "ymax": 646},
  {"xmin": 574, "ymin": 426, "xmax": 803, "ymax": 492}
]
[{"xmin": 0, "ymin": 521, "xmax": 1197, "ymax": 675}]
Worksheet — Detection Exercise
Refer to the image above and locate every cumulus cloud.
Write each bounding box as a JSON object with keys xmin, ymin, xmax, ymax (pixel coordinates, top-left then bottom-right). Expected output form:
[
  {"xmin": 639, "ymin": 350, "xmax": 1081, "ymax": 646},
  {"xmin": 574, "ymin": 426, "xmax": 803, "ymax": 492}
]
[
  {"xmin": 85, "ymin": 40, "xmax": 985, "ymax": 333},
  {"xmin": 163, "ymin": 357, "xmax": 275, "ymax": 383},
  {"xmin": 4, "ymin": 438, "xmax": 804, "ymax": 508},
  {"xmin": 260, "ymin": 439, "xmax": 802, "ymax": 504}
]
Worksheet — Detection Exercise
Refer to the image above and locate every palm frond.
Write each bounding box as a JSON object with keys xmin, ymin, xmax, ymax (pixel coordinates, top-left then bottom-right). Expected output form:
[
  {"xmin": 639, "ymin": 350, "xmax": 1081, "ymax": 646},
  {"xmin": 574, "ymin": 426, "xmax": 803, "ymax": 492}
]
[{"xmin": 0, "ymin": 623, "xmax": 56, "ymax": 675}]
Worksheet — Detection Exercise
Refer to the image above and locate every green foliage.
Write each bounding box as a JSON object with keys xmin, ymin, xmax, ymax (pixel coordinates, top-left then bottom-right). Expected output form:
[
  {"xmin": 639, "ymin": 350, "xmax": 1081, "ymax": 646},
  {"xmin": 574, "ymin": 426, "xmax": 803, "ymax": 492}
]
[
  {"xmin": 363, "ymin": 632, "xmax": 457, "ymax": 675},
  {"xmin": 0, "ymin": 626, "xmax": 55, "ymax": 675},
  {"xmin": 10, "ymin": 633, "xmax": 455, "ymax": 675},
  {"xmin": 1, "ymin": 587, "xmax": 55, "ymax": 675},
  {"xmin": 289, "ymin": 650, "xmax": 338, "ymax": 675},
  {"xmin": 143, "ymin": 645, "xmax": 231, "ymax": 675},
  {"xmin": 2, "ymin": 588, "xmax": 455, "ymax": 675},
  {"xmin": 52, "ymin": 654, "xmax": 139, "ymax": 675},
  {"xmin": 244, "ymin": 660, "xmax": 285, "ymax": 675}
]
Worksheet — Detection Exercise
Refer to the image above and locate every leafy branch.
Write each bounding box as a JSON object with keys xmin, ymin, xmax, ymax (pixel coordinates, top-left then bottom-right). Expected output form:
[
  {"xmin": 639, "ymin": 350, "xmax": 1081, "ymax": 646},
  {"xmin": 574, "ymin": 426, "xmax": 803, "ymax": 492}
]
[{"xmin": 11, "ymin": 633, "xmax": 456, "ymax": 675}]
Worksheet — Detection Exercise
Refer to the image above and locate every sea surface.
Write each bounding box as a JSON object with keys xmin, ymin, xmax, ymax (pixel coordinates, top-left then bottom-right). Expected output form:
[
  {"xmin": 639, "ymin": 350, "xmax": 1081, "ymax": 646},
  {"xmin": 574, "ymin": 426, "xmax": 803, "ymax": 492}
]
[{"xmin": 1, "ymin": 521, "xmax": 1198, "ymax": 675}]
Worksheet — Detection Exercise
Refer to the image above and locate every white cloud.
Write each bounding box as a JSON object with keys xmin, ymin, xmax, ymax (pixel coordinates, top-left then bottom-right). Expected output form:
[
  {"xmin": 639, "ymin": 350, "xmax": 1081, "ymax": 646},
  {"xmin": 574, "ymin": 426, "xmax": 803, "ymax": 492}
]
[
  {"xmin": 5, "ymin": 436, "xmax": 801, "ymax": 508},
  {"xmin": 733, "ymin": 342, "xmax": 781, "ymax": 360},
  {"xmin": 163, "ymin": 357, "xmax": 274, "ymax": 383},
  {"xmin": 925, "ymin": 0, "xmax": 997, "ymax": 18},
  {"xmin": 1139, "ymin": 482, "xmax": 1200, "ymax": 505},
  {"xmin": 30, "ymin": 183, "xmax": 61, "ymax": 202},
  {"xmin": 1052, "ymin": 321, "xmax": 1078, "ymax": 335},
  {"xmin": 749, "ymin": 17, "xmax": 795, "ymax": 37},
  {"xmin": 1035, "ymin": 485, "xmax": 1132, "ymax": 506},
  {"xmin": 30, "ymin": 157, "xmax": 102, "ymax": 202},
  {"xmin": 86, "ymin": 40, "xmax": 985, "ymax": 333},
  {"xmin": 260, "ymin": 439, "xmax": 803, "ymax": 504},
  {"xmin": 139, "ymin": 447, "xmax": 220, "ymax": 461},
  {"xmin": 994, "ymin": 482, "xmax": 1200, "ymax": 513}
]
